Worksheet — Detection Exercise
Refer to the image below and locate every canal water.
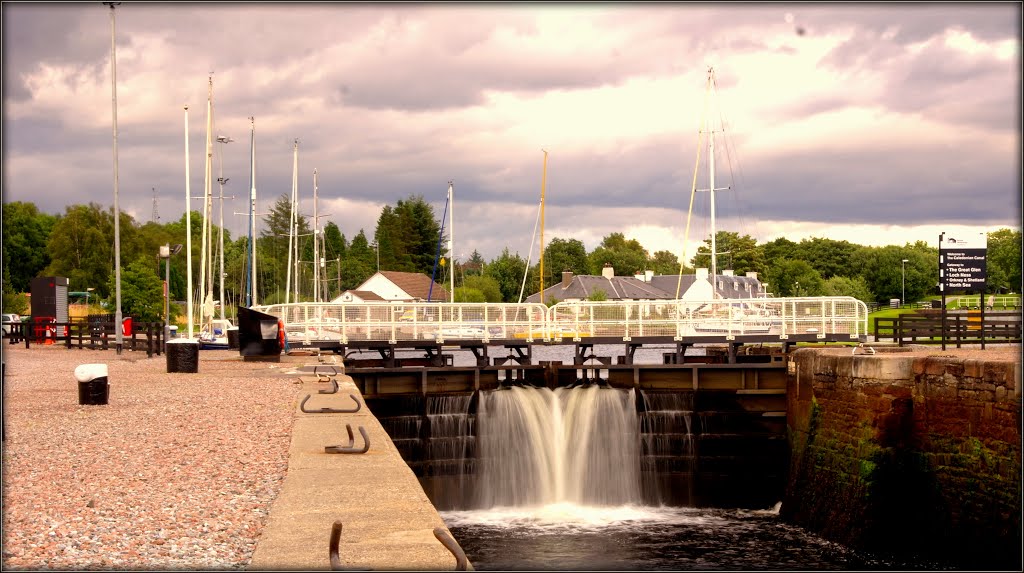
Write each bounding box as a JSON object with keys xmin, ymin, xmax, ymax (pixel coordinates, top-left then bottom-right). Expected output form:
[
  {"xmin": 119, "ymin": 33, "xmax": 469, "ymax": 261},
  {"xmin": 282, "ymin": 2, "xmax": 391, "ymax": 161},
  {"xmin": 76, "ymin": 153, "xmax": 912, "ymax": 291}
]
[{"xmin": 392, "ymin": 344, "xmax": 948, "ymax": 570}]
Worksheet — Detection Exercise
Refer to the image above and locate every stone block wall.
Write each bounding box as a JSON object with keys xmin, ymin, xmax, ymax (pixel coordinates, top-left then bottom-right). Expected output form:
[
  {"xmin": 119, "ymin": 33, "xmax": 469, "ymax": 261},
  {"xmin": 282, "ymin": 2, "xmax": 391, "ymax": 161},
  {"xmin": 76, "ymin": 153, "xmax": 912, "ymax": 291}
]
[{"xmin": 783, "ymin": 348, "xmax": 1021, "ymax": 570}]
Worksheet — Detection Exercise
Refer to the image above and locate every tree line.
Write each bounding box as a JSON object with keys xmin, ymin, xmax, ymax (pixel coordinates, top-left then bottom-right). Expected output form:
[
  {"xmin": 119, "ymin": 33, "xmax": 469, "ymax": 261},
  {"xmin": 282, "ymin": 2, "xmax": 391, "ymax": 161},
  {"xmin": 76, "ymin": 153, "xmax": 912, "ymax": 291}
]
[{"xmin": 2, "ymin": 197, "xmax": 1020, "ymax": 322}]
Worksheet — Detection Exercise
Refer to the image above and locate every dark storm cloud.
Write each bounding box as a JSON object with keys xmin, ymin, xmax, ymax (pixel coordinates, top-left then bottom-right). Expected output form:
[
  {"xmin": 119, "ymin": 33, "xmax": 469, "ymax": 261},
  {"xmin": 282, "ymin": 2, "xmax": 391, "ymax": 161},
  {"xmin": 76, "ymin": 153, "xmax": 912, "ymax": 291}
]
[{"xmin": 2, "ymin": 3, "xmax": 1019, "ymax": 260}]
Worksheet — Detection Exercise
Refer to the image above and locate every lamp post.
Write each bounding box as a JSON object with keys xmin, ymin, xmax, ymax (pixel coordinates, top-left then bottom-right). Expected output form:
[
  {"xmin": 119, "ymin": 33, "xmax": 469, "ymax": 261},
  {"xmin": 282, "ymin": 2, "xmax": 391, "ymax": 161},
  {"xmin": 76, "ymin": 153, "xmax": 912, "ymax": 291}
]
[
  {"xmin": 216, "ymin": 135, "xmax": 233, "ymax": 322},
  {"xmin": 160, "ymin": 244, "xmax": 183, "ymax": 346},
  {"xmin": 370, "ymin": 242, "xmax": 380, "ymax": 272},
  {"xmin": 104, "ymin": 1, "xmax": 123, "ymax": 354},
  {"xmin": 901, "ymin": 259, "xmax": 909, "ymax": 308},
  {"xmin": 86, "ymin": 287, "xmax": 95, "ymax": 311}
]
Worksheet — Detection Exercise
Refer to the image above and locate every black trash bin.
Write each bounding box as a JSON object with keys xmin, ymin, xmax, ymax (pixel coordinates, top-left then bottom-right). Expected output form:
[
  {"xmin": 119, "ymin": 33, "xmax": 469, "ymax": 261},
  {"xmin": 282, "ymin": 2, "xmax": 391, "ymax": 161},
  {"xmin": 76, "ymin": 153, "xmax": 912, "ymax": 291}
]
[
  {"xmin": 166, "ymin": 339, "xmax": 200, "ymax": 373},
  {"xmin": 74, "ymin": 364, "xmax": 109, "ymax": 406},
  {"xmin": 227, "ymin": 327, "xmax": 239, "ymax": 350}
]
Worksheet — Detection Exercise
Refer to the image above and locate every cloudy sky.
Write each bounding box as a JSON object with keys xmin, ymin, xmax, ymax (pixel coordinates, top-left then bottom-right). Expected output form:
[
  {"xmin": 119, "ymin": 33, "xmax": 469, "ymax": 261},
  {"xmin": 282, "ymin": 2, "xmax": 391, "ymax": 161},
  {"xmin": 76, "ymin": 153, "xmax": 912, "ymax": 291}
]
[{"xmin": 3, "ymin": 2, "xmax": 1020, "ymax": 264}]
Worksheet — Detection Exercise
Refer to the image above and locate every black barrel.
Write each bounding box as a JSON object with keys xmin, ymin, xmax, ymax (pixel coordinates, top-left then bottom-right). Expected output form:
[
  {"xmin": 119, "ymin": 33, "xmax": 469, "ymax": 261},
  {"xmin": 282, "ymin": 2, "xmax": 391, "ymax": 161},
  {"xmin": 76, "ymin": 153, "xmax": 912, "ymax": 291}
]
[
  {"xmin": 166, "ymin": 340, "xmax": 200, "ymax": 373},
  {"xmin": 227, "ymin": 327, "xmax": 240, "ymax": 350}
]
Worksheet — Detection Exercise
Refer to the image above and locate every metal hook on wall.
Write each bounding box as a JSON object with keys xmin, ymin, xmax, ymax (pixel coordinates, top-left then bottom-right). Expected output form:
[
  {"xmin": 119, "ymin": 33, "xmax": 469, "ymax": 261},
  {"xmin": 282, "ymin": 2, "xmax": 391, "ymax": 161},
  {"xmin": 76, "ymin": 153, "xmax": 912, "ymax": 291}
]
[
  {"xmin": 325, "ymin": 424, "xmax": 370, "ymax": 454},
  {"xmin": 432, "ymin": 527, "xmax": 471, "ymax": 570},
  {"xmin": 300, "ymin": 393, "xmax": 362, "ymax": 414},
  {"xmin": 318, "ymin": 377, "xmax": 340, "ymax": 394}
]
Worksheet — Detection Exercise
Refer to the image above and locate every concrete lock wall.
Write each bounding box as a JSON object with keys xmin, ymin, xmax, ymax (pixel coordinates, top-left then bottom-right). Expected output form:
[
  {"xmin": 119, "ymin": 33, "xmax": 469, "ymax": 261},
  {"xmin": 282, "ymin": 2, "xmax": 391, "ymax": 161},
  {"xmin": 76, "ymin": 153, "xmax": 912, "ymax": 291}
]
[{"xmin": 783, "ymin": 348, "xmax": 1022, "ymax": 569}]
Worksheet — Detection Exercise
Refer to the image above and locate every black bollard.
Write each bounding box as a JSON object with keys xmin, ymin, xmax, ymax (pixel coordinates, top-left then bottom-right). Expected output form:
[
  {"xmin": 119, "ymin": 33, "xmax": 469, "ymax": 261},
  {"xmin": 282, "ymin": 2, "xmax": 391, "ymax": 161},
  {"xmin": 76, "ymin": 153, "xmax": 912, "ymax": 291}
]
[
  {"xmin": 166, "ymin": 339, "xmax": 200, "ymax": 373},
  {"xmin": 74, "ymin": 364, "xmax": 109, "ymax": 406}
]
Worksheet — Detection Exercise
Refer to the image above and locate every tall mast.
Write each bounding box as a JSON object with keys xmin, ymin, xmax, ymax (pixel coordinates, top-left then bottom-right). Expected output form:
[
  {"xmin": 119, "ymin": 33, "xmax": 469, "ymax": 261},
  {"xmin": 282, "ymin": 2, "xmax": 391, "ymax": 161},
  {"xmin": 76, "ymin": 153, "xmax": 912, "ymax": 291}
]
[
  {"xmin": 447, "ymin": 181, "xmax": 454, "ymax": 304},
  {"xmin": 184, "ymin": 105, "xmax": 194, "ymax": 338},
  {"xmin": 246, "ymin": 116, "xmax": 257, "ymax": 307},
  {"xmin": 709, "ymin": 128, "xmax": 718, "ymax": 281},
  {"xmin": 286, "ymin": 139, "xmax": 298, "ymax": 304},
  {"xmin": 199, "ymin": 74, "xmax": 213, "ymax": 330},
  {"xmin": 313, "ymin": 168, "xmax": 320, "ymax": 303},
  {"xmin": 539, "ymin": 150, "xmax": 548, "ymax": 304}
]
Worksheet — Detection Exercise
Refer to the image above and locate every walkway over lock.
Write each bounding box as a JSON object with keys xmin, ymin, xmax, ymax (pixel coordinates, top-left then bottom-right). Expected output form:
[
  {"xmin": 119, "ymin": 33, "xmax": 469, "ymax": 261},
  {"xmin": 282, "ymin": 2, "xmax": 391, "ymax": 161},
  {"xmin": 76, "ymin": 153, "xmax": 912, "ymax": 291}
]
[{"xmin": 254, "ymin": 296, "xmax": 869, "ymax": 350}]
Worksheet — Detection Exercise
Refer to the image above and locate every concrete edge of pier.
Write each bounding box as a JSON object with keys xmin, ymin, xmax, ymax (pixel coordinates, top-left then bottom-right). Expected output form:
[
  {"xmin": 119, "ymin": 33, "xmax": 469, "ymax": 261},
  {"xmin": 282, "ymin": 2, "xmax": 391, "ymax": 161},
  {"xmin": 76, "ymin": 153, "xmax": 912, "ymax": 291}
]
[{"xmin": 248, "ymin": 357, "xmax": 465, "ymax": 571}]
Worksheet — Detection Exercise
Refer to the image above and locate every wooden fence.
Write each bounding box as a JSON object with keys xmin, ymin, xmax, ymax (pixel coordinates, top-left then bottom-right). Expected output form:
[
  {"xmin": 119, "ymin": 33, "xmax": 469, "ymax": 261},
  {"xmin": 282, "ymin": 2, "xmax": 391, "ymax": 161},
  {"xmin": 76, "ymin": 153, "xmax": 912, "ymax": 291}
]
[
  {"xmin": 2, "ymin": 320, "xmax": 166, "ymax": 357},
  {"xmin": 873, "ymin": 310, "xmax": 1022, "ymax": 347}
]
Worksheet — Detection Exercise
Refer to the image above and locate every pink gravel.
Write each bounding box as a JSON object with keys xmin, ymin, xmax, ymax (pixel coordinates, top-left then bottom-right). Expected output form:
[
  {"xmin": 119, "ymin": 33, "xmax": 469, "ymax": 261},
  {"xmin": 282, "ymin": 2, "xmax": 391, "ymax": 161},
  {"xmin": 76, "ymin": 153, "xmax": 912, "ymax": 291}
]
[{"xmin": 1, "ymin": 343, "xmax": 298, "ymax": 570}]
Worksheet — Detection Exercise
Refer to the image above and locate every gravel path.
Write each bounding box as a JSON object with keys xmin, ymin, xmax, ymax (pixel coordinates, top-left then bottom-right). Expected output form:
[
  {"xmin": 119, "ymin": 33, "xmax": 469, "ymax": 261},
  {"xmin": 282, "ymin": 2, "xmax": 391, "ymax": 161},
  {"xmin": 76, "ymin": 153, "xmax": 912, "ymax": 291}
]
[{"xmin": 1, "ymin": 344, "xmax": 298, "ymax": 570}]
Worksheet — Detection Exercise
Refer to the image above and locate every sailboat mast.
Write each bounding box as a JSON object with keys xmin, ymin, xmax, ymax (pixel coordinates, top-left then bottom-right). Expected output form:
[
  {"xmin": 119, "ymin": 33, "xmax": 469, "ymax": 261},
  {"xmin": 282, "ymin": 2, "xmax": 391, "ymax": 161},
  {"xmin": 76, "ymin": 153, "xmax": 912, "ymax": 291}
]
[
  {"xmin": 709, "ymin": 128, "xmax": 718, "ymax": 281},
  {"xmin": 447, "ymin": 181, "xmax": 454, "ymax": 304},
  {"xmin": 539, "ymin": 150, "xmax": 548, "ymax": 304},
  {"xmin": 313, "ymin": 168, "xmax": 320, "ymax": 304},
  {"xmin": 286, "ymin": 139, "xmax": 297, "ymax": 304},
  {"xmin": 246, "ymin": 116, "xmax": 256, "ymax": 307},
  {"xmin": 184, "ymin": 104, "xmax": 194, "ymax": 338},
  {"xmin": 199, "ymin": 74, "xmax": 213, "ymax": 330}
]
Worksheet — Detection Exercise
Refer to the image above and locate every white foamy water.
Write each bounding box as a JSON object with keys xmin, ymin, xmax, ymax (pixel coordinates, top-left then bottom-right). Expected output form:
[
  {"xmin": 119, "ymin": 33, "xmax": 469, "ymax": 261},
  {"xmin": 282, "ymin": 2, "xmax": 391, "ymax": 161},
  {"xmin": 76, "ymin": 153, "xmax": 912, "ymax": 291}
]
[{"xmin": 442, "ymin": 502, "xmax": 724, "ymax": 531}]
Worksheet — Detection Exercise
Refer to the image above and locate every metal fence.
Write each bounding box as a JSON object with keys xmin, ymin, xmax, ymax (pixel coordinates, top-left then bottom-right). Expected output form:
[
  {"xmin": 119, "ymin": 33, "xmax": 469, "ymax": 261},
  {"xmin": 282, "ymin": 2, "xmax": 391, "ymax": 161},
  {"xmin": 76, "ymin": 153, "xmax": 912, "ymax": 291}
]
[
  {"xmin": 255, "ymin": 296, "xmax": 869, "ymax": 344},
  {"xmin": 873, "ymin": 310, "xmax": 1022, "ymax": 347}
]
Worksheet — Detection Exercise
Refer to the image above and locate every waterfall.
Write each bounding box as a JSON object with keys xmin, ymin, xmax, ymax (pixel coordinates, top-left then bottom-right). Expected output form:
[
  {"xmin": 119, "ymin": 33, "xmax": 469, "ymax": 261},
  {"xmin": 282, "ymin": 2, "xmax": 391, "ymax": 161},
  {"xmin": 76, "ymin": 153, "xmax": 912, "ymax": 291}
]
[{"xmin": 474, "ymin": 385, "xmax": 641, "ymax": 509}]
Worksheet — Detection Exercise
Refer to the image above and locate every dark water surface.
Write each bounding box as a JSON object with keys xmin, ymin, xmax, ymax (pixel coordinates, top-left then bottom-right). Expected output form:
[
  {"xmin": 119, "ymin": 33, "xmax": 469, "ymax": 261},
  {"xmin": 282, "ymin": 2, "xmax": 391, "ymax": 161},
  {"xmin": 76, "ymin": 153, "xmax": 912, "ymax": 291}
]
[{"xmin": 443, "ymin": 504, "xmax": 945, "ymax": 571}]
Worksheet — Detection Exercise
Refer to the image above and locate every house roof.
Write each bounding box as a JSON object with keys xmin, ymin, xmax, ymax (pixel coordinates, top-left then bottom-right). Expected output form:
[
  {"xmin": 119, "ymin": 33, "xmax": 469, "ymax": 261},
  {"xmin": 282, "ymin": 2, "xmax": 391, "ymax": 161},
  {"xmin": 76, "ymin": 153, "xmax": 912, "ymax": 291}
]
[
  {"xmin": 525, "ymin": 272, "xmax": 763, "ymax": 303},
  {"xmin": 379, "ymin": 271, "xmax": 449, "ymax": 301},
  {"xmin": 349, "ymin": 290, "xmax": 385, "ymax": 301}
]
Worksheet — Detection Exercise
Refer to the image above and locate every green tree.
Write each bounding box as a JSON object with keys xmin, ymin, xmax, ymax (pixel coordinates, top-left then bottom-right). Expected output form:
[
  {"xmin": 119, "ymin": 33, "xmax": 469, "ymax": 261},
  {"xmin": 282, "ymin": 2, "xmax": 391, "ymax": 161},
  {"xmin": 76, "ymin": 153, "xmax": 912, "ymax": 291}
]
[
  {"xmin": 987, "ymin": 228, "xmax": 1021, "ymax": 293},
  {"xmin": 44, "ymin": 203, "xmax": 117, "ymax": 296},
  {"xmin": 453, "ymin": 286, "xmax": 486, "ymax": 303},
  {"xmin": 2, "ymin": 267, "xmax": 30, "ymax": 314},
  {"xmin": 342, "ymin": 230, "xmax": 375, "ymax": 291},
  {"xmin": 588, "ymin": 289, "xmax": 608, "ymax": 302},
  {"xmin": 692, "ymin": 231, "xmax": 763, "ymax": 275},
  {"xmin": 795, "ymin": 237, "xmax": 860, "ymax": 280},
  {"xmin": 464, "ymin": 250, "xmax": 485, "ymax": 276},
  {"xmin": 2, "ymin": 201, "xmax": 56, "ymax": 292},
  {"xmin": 821, "ymin": 275, "xmax": 874, "ymax": 303},
  {"xmin": 761, "ymin": 237, "xmax": 799, "ymax": 267},
  {"xmin": 763, "ymin": 259, "xmax": 824, "ymax": 297},
  {"xmin": 371, "ymin": 195, "xmax": 446, "ymax": 275},
  {"xmin": 322, "ymin": 222, "xmax": 347, "ymax": 300},
  {"xmin": 462, "ymin": 275, "xmax": 502, "ymax": 302},
  {"xmin": 649, "ymin": 250, "xmax": 688, "ymax": 275},
  {"xmin": 542, "ymin": 237, "xmax": 589, "ymax": 285},
  {"xmin": 588, "ymin": 232, "xmax": 648, "ymax": 277},
  {"xmin": 113, "ymin": 260, "xmax": 165, "ymax": 322},
  {"xmin": 488, "ymin": 248, "xmax": 528, "ymax": 302}
]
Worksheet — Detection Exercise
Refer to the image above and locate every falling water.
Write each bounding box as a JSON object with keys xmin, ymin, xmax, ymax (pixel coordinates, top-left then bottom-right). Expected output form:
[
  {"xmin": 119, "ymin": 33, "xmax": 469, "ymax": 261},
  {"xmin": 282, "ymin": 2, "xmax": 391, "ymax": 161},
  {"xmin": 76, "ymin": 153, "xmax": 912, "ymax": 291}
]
[{"xmin": 474, "ymin": 385, "xmax": 641, "ymax": 508}]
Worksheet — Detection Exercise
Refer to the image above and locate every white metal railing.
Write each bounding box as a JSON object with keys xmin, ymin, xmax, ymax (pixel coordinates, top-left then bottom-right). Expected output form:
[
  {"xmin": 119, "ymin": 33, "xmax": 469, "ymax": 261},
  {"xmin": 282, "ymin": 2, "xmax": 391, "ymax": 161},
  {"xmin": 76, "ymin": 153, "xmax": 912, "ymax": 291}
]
[
  {"xmin": 253, "ymin": 302, "xmax": 550, "ymax": 345},
  {"xmin": 547, "ymin": 297, "xmax": 868, "ymax": 341},
  {"xmin": 254, "ymin": 296, "xmax": 868, "ymax": 344}
]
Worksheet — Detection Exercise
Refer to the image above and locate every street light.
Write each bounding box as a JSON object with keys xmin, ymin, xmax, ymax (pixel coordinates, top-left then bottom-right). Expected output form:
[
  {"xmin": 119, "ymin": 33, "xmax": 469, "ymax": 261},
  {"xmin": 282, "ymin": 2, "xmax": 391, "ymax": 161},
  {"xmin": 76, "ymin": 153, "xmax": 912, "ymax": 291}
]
[
  {"xmin": 216, "ymin": 135, "xmax": 233, "ymax": 322},
  {"xmin": 86, "ymin": 287, "xmax": 95, "ymax": 311},
  {"xmin": 901, "ymin": 259, "xmax": 909, "ymax": 308},
  {"xmin": 370, "ymin": 242, "xmax": 380, "ymax": 272},
  {"xmin": 160, "ymin": 244, "xmax": 183, "ymax": 346}
]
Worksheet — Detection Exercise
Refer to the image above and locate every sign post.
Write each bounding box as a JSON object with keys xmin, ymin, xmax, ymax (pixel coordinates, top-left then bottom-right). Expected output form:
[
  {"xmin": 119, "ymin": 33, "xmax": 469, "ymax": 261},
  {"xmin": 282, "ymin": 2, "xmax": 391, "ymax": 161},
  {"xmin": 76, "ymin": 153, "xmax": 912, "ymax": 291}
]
[{"xmin": 939, "ymin": 232, "xmax": 987, "ymax": 350}]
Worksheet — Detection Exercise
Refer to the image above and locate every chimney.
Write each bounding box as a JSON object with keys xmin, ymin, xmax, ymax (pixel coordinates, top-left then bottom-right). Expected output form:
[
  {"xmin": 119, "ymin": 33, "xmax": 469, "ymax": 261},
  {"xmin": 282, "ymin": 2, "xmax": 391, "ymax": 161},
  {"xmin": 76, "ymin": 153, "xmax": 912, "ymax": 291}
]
[
  {"xmin": 561, "ymin": 271, "xmax": 573, "ymax": 289},
  {"xmin": 745, "ymin": 271, "xmax": 758, "ymax": 280},
  {"xmin": 634, "ymin": 271, "xmax": 644, "ymax": 281},
  {"xmin": 645, "ymin": 270, "xmax": 654, "ymax": 282},
  {"xmin": 723, "ymin": 269, "xmax": 734, "ymax": 277},
  {"xmin": 696, "ymin": 268, "xmax": 709, "ymax": 281},
  {"xmin": 602, "ymin": 264, "xmax": 614, "ymax": 279}
]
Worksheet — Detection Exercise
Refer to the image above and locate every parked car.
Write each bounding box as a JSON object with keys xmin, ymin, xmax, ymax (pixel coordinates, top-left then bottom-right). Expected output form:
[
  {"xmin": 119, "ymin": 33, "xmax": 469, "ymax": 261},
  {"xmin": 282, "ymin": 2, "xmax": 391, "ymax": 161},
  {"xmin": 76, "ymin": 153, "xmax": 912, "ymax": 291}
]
[{"xmin": 2, "ymin": 313, "xmax": 22, "ymax": 336}]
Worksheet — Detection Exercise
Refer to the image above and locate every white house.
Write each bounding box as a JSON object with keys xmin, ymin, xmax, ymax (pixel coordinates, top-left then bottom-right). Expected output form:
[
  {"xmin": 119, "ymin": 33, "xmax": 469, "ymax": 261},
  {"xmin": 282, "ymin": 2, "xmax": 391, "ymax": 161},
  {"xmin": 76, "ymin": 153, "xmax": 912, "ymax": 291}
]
[{"xmin": 331, "ymin": 271, "xmax": 449, "ymax": 304}]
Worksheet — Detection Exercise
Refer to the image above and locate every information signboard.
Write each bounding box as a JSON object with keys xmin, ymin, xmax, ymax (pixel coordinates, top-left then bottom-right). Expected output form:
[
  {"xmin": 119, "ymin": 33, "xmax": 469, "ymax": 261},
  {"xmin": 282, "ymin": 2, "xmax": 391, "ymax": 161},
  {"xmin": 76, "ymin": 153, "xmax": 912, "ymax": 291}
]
[{"xmin": 939, "ymin": 232, "xmax": 987, "ymax": 292}]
